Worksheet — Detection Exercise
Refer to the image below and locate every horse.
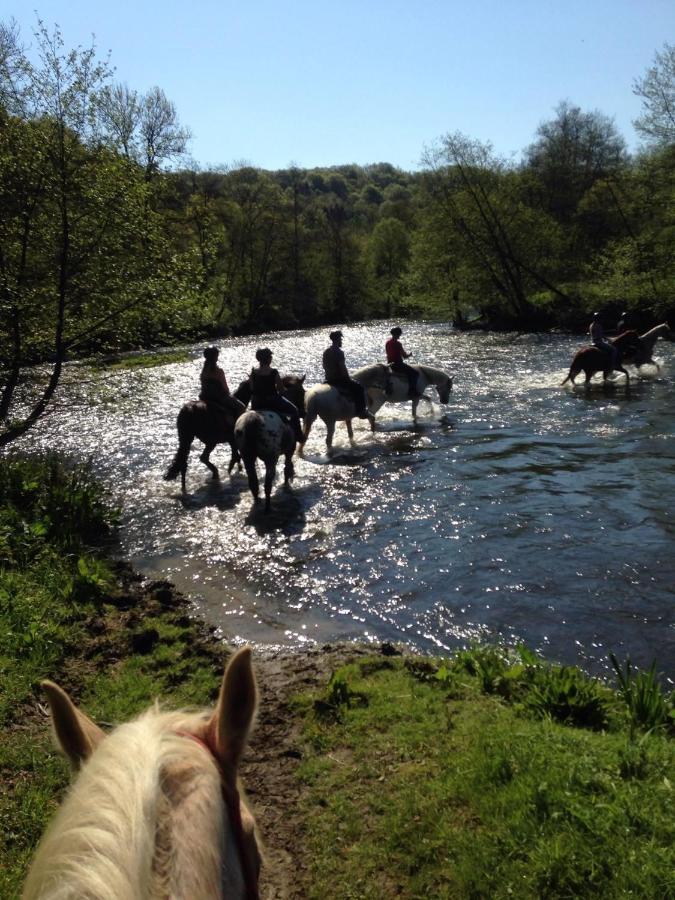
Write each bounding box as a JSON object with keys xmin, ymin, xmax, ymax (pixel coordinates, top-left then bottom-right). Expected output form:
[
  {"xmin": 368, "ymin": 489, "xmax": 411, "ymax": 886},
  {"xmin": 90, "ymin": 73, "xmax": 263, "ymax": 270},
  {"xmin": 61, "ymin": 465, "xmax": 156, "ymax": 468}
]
[
  {"xmin": 235, "ymin": 411, "xmax": 297, "ymax": 513},
  {"xmin": 164, "ymin": 376, "xmax": 305, "ymax": 492},
  {"xmin": 23, "ymin": 647, "xmax": 261, "ymax": 900},
  {"xmin": 300, "ymin": 365, "xmax": 391, "ymax": 452},
  {"xmin": 561, "ymin": 330, "xmax": 643, "ymax": 387},
  {"xmin": 623, "ymin": 323, "xmax": 672, "ymax": 371},
  {"xmin": 355, "ymin": 362, "xmax": 453, "ymax": 422}
]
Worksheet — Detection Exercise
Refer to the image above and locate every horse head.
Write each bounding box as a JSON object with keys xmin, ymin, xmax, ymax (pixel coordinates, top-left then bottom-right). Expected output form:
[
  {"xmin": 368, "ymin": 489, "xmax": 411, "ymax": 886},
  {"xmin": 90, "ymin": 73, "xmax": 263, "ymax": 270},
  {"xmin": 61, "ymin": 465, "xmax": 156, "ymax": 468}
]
[
  {"xmin": 281, "ymin": 374, "xmax": 306, "ymax": 417},
  {"xmin": 24, "ymin": 648, "xmax": 261, "ymax": 900},
  {"xmin": 436, "ymin": 374, "xmax": 453, "ymax": 404}
]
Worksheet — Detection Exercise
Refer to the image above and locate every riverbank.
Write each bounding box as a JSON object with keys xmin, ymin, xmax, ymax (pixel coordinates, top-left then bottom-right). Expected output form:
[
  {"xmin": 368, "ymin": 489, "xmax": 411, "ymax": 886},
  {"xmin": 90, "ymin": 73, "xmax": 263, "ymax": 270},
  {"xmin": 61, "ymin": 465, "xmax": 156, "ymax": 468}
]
[{"xmin": 1, "ymin": 455, "xmax": 673, "ymax": 898}]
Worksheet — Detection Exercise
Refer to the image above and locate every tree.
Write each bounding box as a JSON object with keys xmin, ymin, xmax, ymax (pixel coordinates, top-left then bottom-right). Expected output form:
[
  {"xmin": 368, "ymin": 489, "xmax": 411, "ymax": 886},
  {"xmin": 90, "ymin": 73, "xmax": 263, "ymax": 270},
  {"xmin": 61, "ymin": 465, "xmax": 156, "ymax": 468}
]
[
  {"xmin": 524, "ymin": 101, "xmax": 628, "ymax": 221},
  {"xmin": 368, "ymin": 218, "xmax": 410, "ymax": 315},
  {"xmin": 633, "ymin": 43, "xmax": 675, "ymax": 148},
  {"xmin": 0, "ymin": 20, "xmax": 184, "ymax": 446}
]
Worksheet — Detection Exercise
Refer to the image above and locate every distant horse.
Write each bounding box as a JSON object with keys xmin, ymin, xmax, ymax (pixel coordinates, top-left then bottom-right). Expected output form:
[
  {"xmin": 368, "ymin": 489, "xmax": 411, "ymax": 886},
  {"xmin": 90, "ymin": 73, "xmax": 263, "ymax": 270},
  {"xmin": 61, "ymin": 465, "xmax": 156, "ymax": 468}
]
[
  {"xmin": 164, "ymin": 375, "xmax": 305, "ymax": 492},
  {"xmin": 356, "ymin": 362, "xmax": 454, "ymax": 422},
  {"xmin": 23, "ymin": 647, "xmax": 261, "ymax": 900},
  {"xmin": 300, "ymin": 365, "xmax": 390, "ymax": 452},
  {"xmin": 561, "ymin": 330, "xmax": 642, "ymax": 386},
  {"xmin": 235, "ymin": 410, "xmax": 297, "ymax": 513},
  {"xmin": 623, "ymin": 323, "xmax": 672, "ymax": 371}
]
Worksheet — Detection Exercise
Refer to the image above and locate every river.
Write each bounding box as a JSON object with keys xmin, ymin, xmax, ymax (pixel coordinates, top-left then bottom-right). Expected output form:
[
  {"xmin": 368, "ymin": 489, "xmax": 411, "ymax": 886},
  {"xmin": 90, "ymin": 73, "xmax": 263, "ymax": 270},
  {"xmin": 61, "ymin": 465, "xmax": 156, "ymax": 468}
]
[{"xmin": 19, "ymin": 322, "xmax": 675, "ymax": 680}]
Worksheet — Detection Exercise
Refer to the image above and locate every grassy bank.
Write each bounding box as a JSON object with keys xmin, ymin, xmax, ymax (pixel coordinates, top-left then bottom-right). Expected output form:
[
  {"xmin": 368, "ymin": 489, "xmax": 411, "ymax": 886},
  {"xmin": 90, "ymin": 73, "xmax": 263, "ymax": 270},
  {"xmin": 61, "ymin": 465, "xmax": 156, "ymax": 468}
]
[
  {"xmin": 296, "ymin": 651, "xmax": 674, "ymax": 899},
  {"xmin": 0, "ymin": 454, "xmax": 225, "ymax": 895}
]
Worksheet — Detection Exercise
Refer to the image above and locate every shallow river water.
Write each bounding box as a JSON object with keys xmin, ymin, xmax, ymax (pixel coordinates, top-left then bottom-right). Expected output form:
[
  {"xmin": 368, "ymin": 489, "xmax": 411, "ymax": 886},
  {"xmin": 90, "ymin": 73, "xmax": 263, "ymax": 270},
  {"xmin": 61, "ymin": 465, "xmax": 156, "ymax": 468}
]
[{"xmin": 20, "ymin": 322, "xmax": 675, "ymax": 679}]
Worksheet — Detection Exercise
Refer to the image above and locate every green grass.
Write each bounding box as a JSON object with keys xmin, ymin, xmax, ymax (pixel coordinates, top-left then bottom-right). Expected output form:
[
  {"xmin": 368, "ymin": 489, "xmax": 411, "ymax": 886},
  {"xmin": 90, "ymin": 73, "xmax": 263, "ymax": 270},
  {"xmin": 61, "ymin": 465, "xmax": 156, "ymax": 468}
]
[{"xmin": 297, "ymin": 657, "xmax": 675, "ymax": 899}]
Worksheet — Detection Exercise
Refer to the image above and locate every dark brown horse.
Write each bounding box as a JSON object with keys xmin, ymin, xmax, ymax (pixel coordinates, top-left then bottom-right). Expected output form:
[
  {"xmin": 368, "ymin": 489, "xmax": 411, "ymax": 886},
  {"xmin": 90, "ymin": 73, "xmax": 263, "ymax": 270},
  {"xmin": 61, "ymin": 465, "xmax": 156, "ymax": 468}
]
[
  {"xmin": 164, "ymin": 375, "xmax": 306, "ymax": 492},
  {"xmin": 561, "ymin": 330, "xmax": 642, "ymax": 387}
]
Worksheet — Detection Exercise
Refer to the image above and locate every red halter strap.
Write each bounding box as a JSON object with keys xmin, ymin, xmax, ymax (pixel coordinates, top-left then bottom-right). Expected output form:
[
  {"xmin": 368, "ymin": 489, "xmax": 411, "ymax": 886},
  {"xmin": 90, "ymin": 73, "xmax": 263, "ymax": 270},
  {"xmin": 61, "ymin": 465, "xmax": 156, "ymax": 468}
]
[{"xmin": 174, "ymin": 730, "xmax": 260, "ymax": 900}]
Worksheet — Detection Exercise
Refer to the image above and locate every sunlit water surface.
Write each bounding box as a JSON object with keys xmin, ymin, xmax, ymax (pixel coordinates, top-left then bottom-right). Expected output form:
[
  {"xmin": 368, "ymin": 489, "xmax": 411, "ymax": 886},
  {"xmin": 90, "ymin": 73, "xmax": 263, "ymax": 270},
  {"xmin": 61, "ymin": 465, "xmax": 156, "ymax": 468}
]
[{"xmin": 18, "ymin": 323, "xmax": 675, "ymax": 679}]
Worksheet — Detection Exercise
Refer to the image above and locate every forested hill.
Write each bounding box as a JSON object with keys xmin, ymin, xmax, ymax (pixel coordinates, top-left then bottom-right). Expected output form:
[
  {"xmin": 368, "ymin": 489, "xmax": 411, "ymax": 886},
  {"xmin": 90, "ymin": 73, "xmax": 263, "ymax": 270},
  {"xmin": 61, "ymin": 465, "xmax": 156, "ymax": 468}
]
[{"xmin": 1, "ymin": 21, "xmax": 674, "ymax": 376}]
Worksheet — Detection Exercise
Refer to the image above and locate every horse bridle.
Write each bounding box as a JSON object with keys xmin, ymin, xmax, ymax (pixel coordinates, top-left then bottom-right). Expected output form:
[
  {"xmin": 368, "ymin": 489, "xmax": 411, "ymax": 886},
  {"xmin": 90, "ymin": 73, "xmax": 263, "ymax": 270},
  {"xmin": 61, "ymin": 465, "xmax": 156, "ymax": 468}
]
[{"xmin": 175, "ymin": 730, "xmax": 260, "ymax": 900}]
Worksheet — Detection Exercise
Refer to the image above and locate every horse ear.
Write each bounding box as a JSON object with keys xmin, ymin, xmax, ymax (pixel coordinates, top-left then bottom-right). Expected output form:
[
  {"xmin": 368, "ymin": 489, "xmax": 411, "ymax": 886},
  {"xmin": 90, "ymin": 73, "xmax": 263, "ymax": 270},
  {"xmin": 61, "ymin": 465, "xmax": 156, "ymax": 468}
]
[
  {"xmin": 41, "ymin": 681, "xmax": 105, "ymax": 770},
  {"xmin": 208, "ymin": 647, "xmax": 258, "ymax": 770},
  {"xmin": 301, "ymin": 373, "xmax": 306, "ymax": 384}
]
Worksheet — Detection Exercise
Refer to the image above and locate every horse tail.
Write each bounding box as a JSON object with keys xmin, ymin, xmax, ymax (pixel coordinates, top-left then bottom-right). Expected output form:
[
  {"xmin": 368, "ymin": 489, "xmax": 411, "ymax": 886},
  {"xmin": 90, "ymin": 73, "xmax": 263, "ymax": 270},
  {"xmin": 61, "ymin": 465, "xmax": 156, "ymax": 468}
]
[
  {"xmin": 164, "ymin": 407, "xmax": 193, "ymax": 481},
  {"xmin": 235, "ymin": 410, "xmax": 261, "ymax": 460}
]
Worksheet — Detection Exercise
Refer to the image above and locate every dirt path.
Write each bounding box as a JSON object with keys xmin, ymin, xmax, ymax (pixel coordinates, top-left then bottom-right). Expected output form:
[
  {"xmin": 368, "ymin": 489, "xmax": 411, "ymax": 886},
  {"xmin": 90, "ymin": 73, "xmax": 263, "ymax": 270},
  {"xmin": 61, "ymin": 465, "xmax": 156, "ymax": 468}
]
[{"xmin": 242, "ymin": 645, "xmax": 372, "ymax": 899}]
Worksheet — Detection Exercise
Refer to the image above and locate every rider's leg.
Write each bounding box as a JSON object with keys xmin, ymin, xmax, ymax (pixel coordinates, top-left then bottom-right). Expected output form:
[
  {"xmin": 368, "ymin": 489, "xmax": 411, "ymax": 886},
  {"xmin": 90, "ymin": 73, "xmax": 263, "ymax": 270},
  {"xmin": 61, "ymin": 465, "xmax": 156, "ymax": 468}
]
[{"xmin": 349, "ymin": 380, "xmax": 368, "ymax": 417}]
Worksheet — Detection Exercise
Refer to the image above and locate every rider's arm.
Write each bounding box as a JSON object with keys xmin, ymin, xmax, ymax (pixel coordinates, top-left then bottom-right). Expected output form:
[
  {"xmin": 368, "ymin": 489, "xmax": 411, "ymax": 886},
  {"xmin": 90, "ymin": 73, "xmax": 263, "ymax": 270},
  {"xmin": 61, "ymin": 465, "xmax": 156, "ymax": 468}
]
[
  {"xmin": 216, "ymin": 367, "xmax": 230, "ymax": 394},
  {"xmin": 274, "ymin": 372, "xmax": 284, "ymax": 393}
]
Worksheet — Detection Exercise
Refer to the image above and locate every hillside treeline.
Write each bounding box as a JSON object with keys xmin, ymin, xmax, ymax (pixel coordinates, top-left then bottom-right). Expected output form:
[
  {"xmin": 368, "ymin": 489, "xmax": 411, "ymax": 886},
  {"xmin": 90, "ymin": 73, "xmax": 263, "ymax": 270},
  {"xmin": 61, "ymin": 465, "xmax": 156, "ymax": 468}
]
[{"xmin": 1, "ymin": 23, "xmax": 673, "ymax": 418}]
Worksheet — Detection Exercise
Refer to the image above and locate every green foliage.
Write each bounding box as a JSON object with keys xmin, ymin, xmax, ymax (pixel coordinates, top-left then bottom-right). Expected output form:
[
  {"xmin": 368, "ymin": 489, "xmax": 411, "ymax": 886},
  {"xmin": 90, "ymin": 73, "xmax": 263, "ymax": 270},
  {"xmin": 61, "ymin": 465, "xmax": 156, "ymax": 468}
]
[
  {"xmin": 610, "ymin": 652, "xmax": 674, "ymax": 736},
  {"xmin": 525, "ymin": 665, "xmax": 609, "ymax": 730},
  {"xmin": 298, "ymin": 659, "xmax": 675, "ymax": 899}
]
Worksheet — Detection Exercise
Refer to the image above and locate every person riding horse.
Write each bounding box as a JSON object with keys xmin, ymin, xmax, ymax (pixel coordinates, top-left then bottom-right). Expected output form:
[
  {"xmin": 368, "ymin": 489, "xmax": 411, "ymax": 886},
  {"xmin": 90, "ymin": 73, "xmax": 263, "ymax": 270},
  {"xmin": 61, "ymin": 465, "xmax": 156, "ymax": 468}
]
[
  {"xmin": 249, "ymin": 348, "xmax": 304, "ymax": 443},
  {"xmin": 589, "ymin": 313, "xmax": 619, "ymax": 370},
  {"xmin": 322, "ymin": 330, "xmax": 369, "ymax": 418},
  {"xmin": 199, "ymin": 346, "xmax": 246, "ymax": 422},
  {"xmin": 385, "ymin": 326, "xmax": 421, "ymax": 399}
]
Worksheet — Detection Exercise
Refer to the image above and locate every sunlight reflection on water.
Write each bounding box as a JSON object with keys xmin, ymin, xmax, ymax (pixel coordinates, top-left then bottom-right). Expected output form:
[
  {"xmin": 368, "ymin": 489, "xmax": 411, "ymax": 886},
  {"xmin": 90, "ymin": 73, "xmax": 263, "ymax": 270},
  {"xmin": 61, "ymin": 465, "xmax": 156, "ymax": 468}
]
[{"xmin": 16, "ymin": 322, "xmax": 675, "ymax": 678}]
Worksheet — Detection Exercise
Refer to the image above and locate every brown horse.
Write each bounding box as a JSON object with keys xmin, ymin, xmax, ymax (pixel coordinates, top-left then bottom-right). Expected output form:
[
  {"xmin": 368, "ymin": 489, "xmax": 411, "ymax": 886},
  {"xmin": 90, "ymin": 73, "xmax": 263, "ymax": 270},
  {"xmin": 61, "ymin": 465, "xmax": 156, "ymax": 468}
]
[
  {"xmin": 561, "ymin": 330, "xmax": 642, "ymax": 386},
  {"xmin": 164, "ymin": 375, "xmax": 306, "ymax": 492},
  {"xmin": 23, "ymin": 647, "xmax": 261, "ymax": 900}
]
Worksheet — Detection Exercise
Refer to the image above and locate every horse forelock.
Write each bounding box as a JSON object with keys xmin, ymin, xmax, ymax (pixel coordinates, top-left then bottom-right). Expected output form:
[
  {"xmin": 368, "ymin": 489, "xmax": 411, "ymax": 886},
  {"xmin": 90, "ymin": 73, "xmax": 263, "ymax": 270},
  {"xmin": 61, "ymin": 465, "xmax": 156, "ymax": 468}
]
[{"xmin": 23, "ymin": 708, "xmax": 247, "ymax": 900}]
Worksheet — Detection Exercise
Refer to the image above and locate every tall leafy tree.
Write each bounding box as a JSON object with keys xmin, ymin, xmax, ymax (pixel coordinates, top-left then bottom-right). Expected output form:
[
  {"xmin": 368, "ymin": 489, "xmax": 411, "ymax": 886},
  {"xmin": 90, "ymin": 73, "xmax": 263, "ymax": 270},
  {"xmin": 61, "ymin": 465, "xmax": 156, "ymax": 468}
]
[{"xmin": 633, "ymin": 43, "xmax": 675, "ymax": 148}]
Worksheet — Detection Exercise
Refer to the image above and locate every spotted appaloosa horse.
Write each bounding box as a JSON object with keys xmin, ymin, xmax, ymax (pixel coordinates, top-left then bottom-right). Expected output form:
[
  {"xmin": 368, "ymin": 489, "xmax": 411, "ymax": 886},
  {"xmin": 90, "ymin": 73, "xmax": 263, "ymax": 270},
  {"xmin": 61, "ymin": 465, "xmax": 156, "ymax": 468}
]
[
  {"xmin": 235, "ymin": 411, "xmax": 297, "ymax": 513},
  {"xmin": 561, "ymin": 330, "xmax": 642, "ymax": 386},
  {"xmin": 23, "ymin": 647, "xmax": 261, "ymax": 900}
]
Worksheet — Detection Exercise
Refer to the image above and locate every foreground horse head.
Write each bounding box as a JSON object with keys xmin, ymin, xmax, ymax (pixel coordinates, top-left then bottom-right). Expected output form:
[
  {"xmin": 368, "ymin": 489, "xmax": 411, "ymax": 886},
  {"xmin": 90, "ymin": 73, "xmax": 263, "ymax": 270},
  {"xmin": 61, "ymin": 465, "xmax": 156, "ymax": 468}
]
[
  {"xmin": 561, "ymin": 330, "xmax": 641, "ymax": 387},
  {"xmin": 164, "ymin": 401, "xmax": 241, "ymax": 492},
  {"xmin": 23, "ymin": 647, "xmax": 260, "ymax": 900},
  {"xmin": 235, "ymin": 410, "xmax": 296, "ymax": 512}
]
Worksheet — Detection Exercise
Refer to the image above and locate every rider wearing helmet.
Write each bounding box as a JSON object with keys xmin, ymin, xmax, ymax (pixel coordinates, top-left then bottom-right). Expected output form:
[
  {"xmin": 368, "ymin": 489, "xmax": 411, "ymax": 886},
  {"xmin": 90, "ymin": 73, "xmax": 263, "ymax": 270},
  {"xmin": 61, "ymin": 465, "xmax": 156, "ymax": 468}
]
[
  {"xmin": 589, "ymin": 313, "xmax": 619, "ymax": 369},
  {"xmin": 322, "ymin": 331, "xmax": 369, "ymax": 418},
  {"xmin": 249, "ymin": 348, "xmax": 303, "ymax": 442},
  {"xmin": 385, "ymin": 326, "xmax": 421, "ymax": 398},
  {"xmin": 200, "ymin": 347, "xmax": 246, "ymax": 419}
]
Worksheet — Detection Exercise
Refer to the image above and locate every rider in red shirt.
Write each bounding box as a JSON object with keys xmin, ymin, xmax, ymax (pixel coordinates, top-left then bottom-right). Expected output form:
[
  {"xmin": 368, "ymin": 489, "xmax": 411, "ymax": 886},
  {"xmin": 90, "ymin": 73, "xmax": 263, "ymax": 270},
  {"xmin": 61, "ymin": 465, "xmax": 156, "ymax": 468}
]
[{"xmin": 385, "ymin": 327, "xmax": 420, "ymax": 398}]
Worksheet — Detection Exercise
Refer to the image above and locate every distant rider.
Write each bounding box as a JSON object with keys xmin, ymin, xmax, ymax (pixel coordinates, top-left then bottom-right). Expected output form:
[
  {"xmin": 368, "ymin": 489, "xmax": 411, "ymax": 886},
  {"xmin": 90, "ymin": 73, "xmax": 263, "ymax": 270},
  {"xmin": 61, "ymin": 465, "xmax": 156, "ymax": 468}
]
[
  {"xmin": 589, "ymin": 313, "xmax": 619, "ymax": 369},
  {"xmin": 249, "ymin": 348, "xmax": 303, "ymax": 442},
  {"xmin": 616, "ymin": 310, "xmax": 632, "ymax": 334},
  {"xmin": 385, "ymin": 326, "xmax": 421, "ymax": 398},
  {"xmin": 322, "ymin": 330, "xmax": 369, "ymax": 418},
  {"xmin": 199, "ymin": 347, "xmax": 246, "ymax": 420}
]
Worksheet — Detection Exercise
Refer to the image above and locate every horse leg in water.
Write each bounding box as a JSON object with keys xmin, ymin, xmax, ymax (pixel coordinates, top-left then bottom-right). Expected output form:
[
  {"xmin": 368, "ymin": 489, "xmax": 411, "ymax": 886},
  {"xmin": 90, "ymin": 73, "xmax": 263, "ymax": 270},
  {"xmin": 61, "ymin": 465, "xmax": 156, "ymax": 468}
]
[
  {"xmin": 262, "ymin": 456, "xmax": 276, "ymax": 513},
  {"xmin": 324, "ymin": 418, "xmax": 336, "ymax": 453},
  {"xmin": 345, "ymin": 418, "xmax": 355, "ymax": 445},
  {"xmin": 242, "ymin": 453, "xmax": 260, "ymax": 503},
  {"xmin": 412, "ymin": 398, "xmax": 420, "ymax": 422},
  {"xmin": 199, "ymin": 443, "xmax": 220, "ymax": 481}
]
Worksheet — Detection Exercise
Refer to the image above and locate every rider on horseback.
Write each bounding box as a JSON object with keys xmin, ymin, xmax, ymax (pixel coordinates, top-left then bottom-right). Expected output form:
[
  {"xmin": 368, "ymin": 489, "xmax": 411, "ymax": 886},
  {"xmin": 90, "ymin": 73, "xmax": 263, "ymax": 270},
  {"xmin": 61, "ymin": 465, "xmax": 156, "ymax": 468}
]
[
  {"xmin": 589, "ymin": 313, "xmax": 619, "ymax": 370},
  {"xmin": 322, "ymin": 331, "xmax": 369, "ymax": 418},
  {"xmin": 385, "ymin": 327, "xmax": 421, "ymax": 399},
  {"xmin": 249, "ymin": 348, "xmax": 304, "ymax": 443},
  {"xmin": 200, "ymin": 347, "xmax": 246, "ymax": 421}
]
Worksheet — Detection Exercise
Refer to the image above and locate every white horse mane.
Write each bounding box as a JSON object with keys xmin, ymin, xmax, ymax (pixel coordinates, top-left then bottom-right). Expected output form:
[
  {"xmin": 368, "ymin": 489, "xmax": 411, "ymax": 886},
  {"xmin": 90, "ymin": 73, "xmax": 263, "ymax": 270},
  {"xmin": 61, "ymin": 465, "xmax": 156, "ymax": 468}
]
[{"xmin": 22, "ymin": 707, "xmax": 239, "ymax": 900}]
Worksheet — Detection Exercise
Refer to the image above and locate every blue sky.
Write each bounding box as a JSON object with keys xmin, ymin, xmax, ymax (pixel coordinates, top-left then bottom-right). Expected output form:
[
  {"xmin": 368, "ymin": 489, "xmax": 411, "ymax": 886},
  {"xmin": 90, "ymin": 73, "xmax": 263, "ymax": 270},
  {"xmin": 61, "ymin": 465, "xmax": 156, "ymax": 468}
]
[{"xmin": 5, "ymin": 1, "xmax": 674, "ymax": 171}]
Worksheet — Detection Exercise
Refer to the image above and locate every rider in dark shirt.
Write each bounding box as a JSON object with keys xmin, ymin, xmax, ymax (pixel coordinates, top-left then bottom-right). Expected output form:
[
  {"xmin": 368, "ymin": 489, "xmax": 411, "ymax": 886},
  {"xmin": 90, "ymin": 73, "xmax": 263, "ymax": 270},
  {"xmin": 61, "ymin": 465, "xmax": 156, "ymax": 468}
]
[
  {"xmin": 385, "ymin": 327, "xmax": 420, "ymax": 398},
  {"xmin": 199, "ymin": 347, "xmax": 246, "ymax": 419},
  {"xmin": 322, "ymin": 331, "xmax": 369, "ymax": 418},
  {"xmin": 249, "ymin": 348, "xmax": 303, "ymax": 442}
]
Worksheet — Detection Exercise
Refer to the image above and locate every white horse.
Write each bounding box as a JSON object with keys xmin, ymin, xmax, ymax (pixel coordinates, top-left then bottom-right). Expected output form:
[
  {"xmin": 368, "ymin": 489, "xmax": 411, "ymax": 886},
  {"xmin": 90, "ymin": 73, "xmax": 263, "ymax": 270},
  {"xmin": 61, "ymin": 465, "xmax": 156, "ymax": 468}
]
[
  {"xmin": 23, "ymin": 647, "xmax": 261, "ymax": 900},
  {"xmin": 625, "ymin": 323, "xmax": 672, "ymax": 371},
  {"xmin": 300, "ymin": 365, "xmax": 390, "ymax": 452},
  {"xmin": 235, "ymin": 410, "xmax": 296, "ymax": 512},
  {"xmin": 356, "ymin": 362, "xmax": 453, "ymax": 422}
]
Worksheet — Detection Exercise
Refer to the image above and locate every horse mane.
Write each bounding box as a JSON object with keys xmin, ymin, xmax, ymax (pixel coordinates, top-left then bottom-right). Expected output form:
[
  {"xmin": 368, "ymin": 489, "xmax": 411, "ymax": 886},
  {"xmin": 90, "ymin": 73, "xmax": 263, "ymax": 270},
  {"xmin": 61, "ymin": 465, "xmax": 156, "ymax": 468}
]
[
  {"xmin": 23, "ymin": 707, "xmax": 233, "ymax": 900},
  {"xmin": 417, "ymin": 363, "xmax": 451, "ymax": 385}
]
